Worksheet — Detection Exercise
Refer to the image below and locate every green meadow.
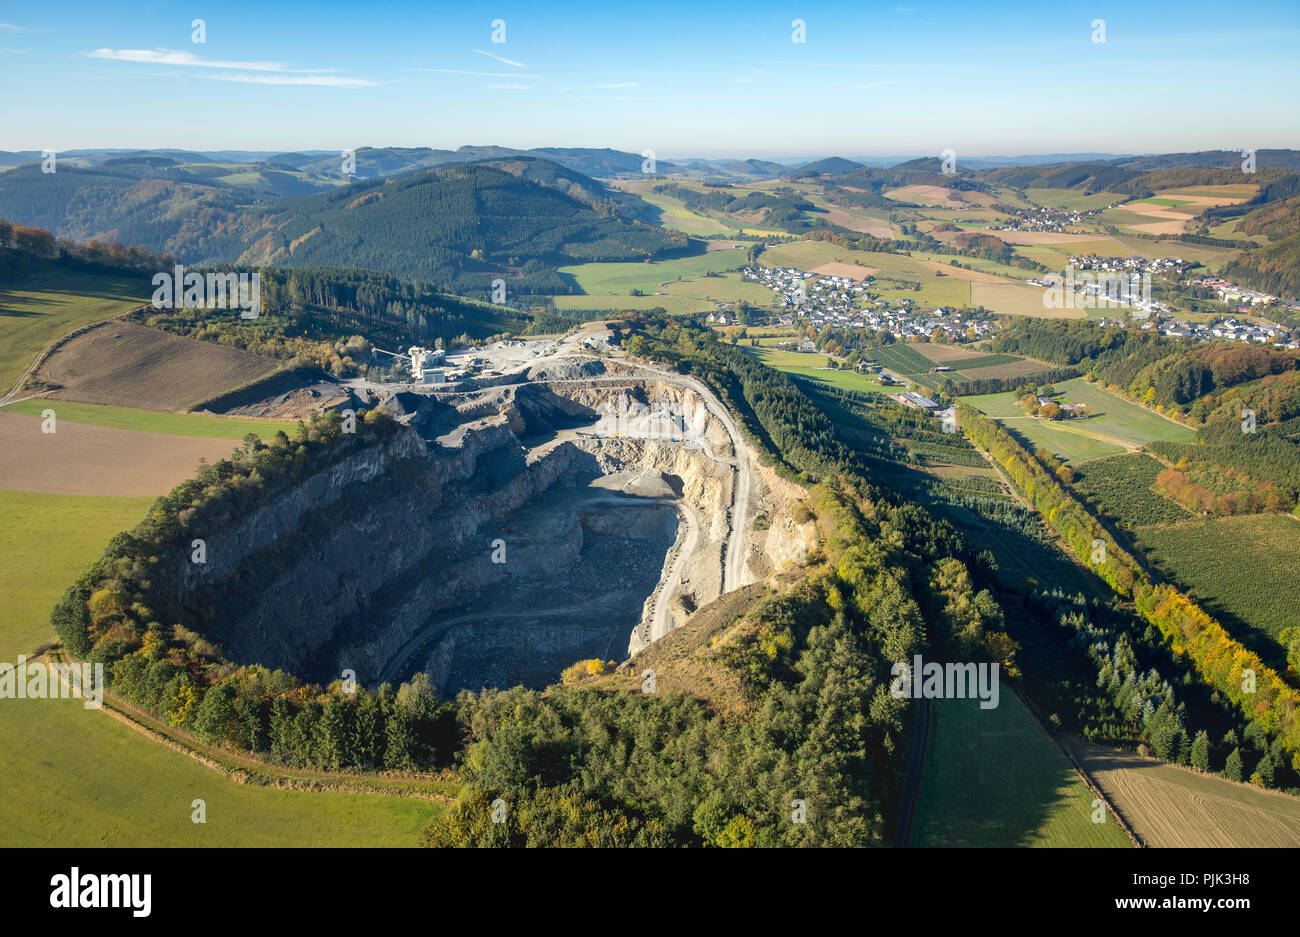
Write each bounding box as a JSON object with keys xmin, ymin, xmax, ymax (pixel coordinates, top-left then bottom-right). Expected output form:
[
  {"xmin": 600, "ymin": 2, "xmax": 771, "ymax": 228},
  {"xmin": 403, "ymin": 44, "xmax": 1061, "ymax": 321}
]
[
  {"xmin": 1, "ymin": 399, "xmax": 296, "ymax": 439},
  {"xmin": 0, "ymin": 488, "xmax": 439, "ymax": 846},
  {"xmin": 743, "ymin": 346, "xmax": 891, "ymax": 393},
  {"xmin": 911, "ymin": 694, "xmax": 1132, "ymax": 848},
  {"xmin": 0, "ymin": 269, "xmax": 149, "ymax": 394},
  {"xmin": 558, "ymin": 251, "xmax": 747, "ymax": 295}
]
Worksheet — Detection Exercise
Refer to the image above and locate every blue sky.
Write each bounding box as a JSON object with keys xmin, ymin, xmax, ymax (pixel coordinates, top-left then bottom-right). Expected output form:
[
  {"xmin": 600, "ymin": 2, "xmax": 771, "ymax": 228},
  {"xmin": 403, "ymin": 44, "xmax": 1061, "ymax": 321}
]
[{"xmin": 2, "ymin": 0, "xmax": 1297, "ymax": 158}]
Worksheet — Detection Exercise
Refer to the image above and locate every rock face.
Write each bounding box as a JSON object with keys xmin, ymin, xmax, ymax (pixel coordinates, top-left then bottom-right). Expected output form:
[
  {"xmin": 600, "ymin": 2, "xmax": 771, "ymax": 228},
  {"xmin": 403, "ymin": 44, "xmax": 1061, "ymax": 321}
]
[{"xmin": 157, "ymin": 373, "xmax": 812, "ymax": 693}]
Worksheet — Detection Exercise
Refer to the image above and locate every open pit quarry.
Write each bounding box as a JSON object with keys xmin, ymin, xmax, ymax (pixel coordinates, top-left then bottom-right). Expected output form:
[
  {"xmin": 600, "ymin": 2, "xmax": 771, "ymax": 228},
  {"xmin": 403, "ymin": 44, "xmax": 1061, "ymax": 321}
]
[{"xmin": 170, "ymin": 348, "xmax": 814, "ymax": 695}]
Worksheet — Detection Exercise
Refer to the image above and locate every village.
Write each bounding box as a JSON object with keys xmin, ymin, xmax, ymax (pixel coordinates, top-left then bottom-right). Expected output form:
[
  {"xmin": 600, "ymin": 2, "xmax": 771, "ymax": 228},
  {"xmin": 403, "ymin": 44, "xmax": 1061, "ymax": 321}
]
[
  {"xmin": 997, "ymin": 204, "xmax": 1098, "ymax": 234},
  {"xmin": 734, "ymin": 263, "xmax": 998, "ymax": 342}
]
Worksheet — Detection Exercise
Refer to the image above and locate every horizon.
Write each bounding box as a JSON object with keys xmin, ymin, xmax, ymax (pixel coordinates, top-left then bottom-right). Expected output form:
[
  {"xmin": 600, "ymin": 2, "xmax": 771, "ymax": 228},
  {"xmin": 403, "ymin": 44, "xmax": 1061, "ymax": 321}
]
[{"xmin": 2, "ymin": 0, "xmax": 1298, "ymax": 155}]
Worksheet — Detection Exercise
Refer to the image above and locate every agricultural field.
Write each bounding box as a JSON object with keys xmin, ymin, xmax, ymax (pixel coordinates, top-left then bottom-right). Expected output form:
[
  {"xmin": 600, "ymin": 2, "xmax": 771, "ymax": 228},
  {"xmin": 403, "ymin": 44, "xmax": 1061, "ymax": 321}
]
[
  {"xmin": 1052, "ymin": 378, "xmax": 1198, "ymax": 447},
  {"xmin": 960, "ymin": 378, "xmax": 1195, "ymax": 465},
  {"xmin": 864, "ymin": 343, "xmax": 936, "ymax": 378},
  {"xmin": 0, "ymin": 410, "xmax": 239, "ymax": 496},
  {"xmin": 743, "ymin": 347, "xmax": 891, "ymax": 393},
  {"xmin": 971, "ymin": 281, "xmax": 1079, "ymax": 319},
  {"xmin": 1023, "ymin": 188, "xmax": 1125, "ymax": 211},
  {"xmin": 868, "ymin": 342, "xmax": 1049, "ymax": 385},
  {"xmin": 0, "ymin": 268, "xmax": 149, "ymax": 396},
  {"xmin": 1069, "ymin": 453, "xmax": 1191, "ymax": 528},
  {"xmin": 0, "ymin": 488, "xmax": 436, "ymax": 847},
  {"xmin": 32, "ymin": 320, "xmax": 280, "ymax": 412},
  {"xmin": 1065, "ymin": 738, "xmax": 1300, "ymax": 848},
  {"xmin": 553, "ymin": 293, "xmax": 713, "ymax": 315},
  {"xmin": 910, "ymin": 694, "xmax": 1132, "ymax": 848},
  {"xmin": 665, "ymin": 272, "xmax": 775, "ymax": 306},
  {"xmin": 1, "ymin": 398, "xmax": 295, "ymax": 439},
  {"xmin": 1134, "ymin": 514, "xmax": 1300, "ymax": 663},
  {"xmin": 557, "ymin": 251, "xmax": 748, "ymax": 295},
  {"xmin": 636, "ymin": 190, "xmax": 735, "ymax": 235}
]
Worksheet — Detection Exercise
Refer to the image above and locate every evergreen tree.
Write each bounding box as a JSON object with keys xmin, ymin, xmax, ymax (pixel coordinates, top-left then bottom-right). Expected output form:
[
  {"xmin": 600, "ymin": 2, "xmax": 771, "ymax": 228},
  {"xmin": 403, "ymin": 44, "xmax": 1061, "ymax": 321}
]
[{"xmin": 1223, "ymin": 747, "xmax": 1243, "ymax": 782}]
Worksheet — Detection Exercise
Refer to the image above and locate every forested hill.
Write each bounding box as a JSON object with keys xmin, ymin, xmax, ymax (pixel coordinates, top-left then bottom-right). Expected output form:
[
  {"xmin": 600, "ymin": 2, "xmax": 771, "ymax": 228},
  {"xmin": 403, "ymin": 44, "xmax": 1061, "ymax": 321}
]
[
  {"xmin": 230, "ymin": 161, "xmax": 687, "ymax": 293},
  {"xmin": 0, "ymin": 157, "xmax": 688, "ymax": 296},
  {"xmin": 0, "ymin": 164, "xmax": 263, "ymax": 261}
]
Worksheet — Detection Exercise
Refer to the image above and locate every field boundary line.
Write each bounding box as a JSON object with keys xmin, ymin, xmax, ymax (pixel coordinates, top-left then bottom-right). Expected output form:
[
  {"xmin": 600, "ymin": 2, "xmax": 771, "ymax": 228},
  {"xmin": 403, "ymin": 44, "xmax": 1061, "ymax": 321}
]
[
  {"xmin": 43, "ymin": 650, "xmax": 452, "ymax": 803},
  {"xmin": 0, "ymin": 303, "xmax": 150, "ymax": 406},
  {"xmin": 1011, "ymin": 686, "xmax": 1145, "ymax": 848}
]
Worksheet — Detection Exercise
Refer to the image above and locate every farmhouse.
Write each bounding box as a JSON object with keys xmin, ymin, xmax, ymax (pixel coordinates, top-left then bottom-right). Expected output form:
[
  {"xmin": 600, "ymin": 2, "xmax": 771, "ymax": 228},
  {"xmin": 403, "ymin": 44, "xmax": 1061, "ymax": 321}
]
[{"xmin": 900, "ymin": 392, "xmax": 940, "ymax": 410}]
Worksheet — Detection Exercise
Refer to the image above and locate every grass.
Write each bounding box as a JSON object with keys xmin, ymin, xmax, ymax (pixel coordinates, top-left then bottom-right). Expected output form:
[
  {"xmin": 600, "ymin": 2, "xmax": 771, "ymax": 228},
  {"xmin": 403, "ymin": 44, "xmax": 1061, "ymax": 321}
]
[
  {"xmin": 0, "ymin": 487, "xmax": 440, "ymax": 846},
  {"xmin": 553, "ymin": 293, "xmax": 714, "ymax": 315},
  {"xmin": 0, "ymin": 489, "xmax": 155, "ymax": 660},
  {"xmin": 1053, "ymin": 378, "xmax": 1198, "ymax": 447},
  {"xmin": 558, "ymin": 251, "xmax": 747, "ymax": 295},
  {"xmin": 910, "ymin": 694, "xmax": 1132, "ymax": 847},
  {"xmin": 1, "ymin": 399, "xmax": 296, "ymax": 439},
  {"xmin": 637, "ymin": 191, "xmax": 735, "ymax": 235},
  {"xmin": 742, "ymin": 347, "xmax": 890, "ymax": 393},
  {"xmin": 1023, "ymin": 188, "xmax": 1125, "ymax": 211},
  {"xmin": 960, "ymin": 378, "xmax": 1195, "ymax": 465},
  {"xmin": 1002, "ymin": 418, "xmax": 1126, "ymax": 464},
  {"xmin": 0, "ymin": 269, "xmax": 149, "ymax": 394},
  {"xmin": 1135, "ymin": 514, "xmax": 1300, "ymax": 665}
]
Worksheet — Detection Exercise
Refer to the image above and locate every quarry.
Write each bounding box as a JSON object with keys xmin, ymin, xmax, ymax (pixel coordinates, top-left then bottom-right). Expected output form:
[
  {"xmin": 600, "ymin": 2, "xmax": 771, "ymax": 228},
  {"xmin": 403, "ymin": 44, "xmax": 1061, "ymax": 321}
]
[{"xmin": 166, "ymin": 333, "xmax": 814, "ymax": 696}]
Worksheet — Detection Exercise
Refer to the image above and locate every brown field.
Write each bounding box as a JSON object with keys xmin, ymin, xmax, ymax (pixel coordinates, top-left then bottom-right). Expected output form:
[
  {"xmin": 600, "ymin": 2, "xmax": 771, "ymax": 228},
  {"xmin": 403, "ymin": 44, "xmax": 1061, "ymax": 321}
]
[
  {"xmin": 813, "ymin": 202, "xmax": 895, "ymax": 237},
  {"xmin": 992, "ymin": 230, "xmax": 1118, "ymax": 245},
  {"xmin": 33, "ymin": 321, "xmax": 279, "ymax": 412},
  {"xmin": 811, "ymin": 261, "xmax": 878, "ymax": 280},
  {"xmin": 970, "ymin": 281, "xmax": 1084, "ymax": 319},
  {"xmin": 1065, "ymin": 738, "xmax": 1300, "ymax": 847},
  {"xmin": 1117, "ymin": 193, "xmax": 1250, "ymax": 236},
  {"xmin": 916, "ymin": 260, "xmax": 1005, "ymax": 282},
  {"xmin": 0, "ymin": 411, "xmax": 235, "ymax": 496},
  {"xmin": 704, "ymin": 240, "xmax": 748, "ymax": 252},
  {"xmin": 888, "ymin": 184, "xmax": 964, "ymax": 208},
  {"xmin": 914, "ymin": 343, "xmax": 998, "ymax": 364},
  {"xmin": 959, "ymin": 358, "xmax": 1059, "ymax": 380}
]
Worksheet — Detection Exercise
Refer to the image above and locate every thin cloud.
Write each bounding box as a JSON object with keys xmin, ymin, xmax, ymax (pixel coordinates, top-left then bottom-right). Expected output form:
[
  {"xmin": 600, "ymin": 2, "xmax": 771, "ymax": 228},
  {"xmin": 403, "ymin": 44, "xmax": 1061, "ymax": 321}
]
[
  {"xmin": 88, "ymin": 48, "xmax": 304, "ymax": 71},
  {"xmin": 0, "ymin": 23, "xmax": 30, "ymax": 32},
  {"xmin": 410, "ymin": 67, "xmax": 539, "ymax": 78},
  {"xmin": 473, "ymin": 48, "xmax": 526, "ymax": 69},
  {"xmin": 205, "ymin": 73, "xmax": 377, "ymax": 87}
]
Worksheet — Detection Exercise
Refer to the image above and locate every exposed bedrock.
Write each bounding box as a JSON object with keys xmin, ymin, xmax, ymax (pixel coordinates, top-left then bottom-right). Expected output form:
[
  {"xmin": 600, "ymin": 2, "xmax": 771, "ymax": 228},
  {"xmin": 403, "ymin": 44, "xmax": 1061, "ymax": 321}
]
[{"xmin": 162, "ymin": 375, "xmax": 812, "ymax": 693}]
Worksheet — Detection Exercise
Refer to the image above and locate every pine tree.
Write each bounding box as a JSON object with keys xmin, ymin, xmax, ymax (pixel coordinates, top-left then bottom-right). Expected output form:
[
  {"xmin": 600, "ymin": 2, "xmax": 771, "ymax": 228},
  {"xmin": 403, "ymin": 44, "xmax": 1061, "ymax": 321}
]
[
  {"xmin": 1190, "ymin": 730, "xmax": 1210, "ymax": 772},
  {"xmin": 1223, "ymin": 747, "xmax": 1243, "ymax": 782}
]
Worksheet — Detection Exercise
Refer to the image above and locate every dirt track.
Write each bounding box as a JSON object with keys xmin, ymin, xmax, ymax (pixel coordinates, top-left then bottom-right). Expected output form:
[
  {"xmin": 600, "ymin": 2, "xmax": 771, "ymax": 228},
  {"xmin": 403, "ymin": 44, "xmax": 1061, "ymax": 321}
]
[{"xmin": 0, "ymin": 411, "xmax": 236, "ymax": 496}]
